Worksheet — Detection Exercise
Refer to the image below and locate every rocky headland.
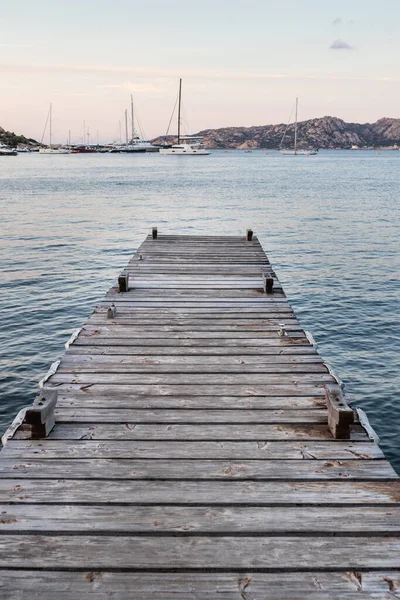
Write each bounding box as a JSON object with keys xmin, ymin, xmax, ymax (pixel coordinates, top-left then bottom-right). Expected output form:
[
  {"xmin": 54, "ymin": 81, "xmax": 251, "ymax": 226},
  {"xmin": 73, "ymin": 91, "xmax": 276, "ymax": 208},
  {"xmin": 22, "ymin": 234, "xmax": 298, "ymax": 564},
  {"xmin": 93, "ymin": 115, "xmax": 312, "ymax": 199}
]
[
  {"xmin": 0, "ymin": 126, "xmax": 39, "ymax": 148},
  {"xmin": 153, "ymin": 117, "xmax": 400, "ymax": 150}
]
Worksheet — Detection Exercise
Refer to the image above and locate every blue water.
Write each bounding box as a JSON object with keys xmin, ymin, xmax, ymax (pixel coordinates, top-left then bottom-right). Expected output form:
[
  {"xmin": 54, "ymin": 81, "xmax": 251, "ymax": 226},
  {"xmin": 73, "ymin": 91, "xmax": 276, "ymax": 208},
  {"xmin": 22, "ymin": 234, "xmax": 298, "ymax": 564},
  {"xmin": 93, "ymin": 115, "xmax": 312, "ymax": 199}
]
[{"xmin": 1, "ymin": 150, "xmax": 399, "ymax": 471}]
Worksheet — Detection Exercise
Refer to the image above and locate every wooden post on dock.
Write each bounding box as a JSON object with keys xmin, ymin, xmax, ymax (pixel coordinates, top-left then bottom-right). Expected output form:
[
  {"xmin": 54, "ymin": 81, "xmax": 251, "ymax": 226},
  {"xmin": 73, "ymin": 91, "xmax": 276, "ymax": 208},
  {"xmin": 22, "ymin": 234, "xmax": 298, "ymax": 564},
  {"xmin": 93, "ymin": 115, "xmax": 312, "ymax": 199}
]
[
  {"xmin": 263, "ymin": 273, "xmax": 274, "ymax": 293},
  {"xmin": 118, "ymin": 272, "xmax": 129, "ymax": 293},
  {"xmin": 246, "ymin": 229, "xmax": 253, "ymax": 241},
  {"xmin": 24, "ymin": 388, "xmax": 57, "ymax": 438},
  {"xmin": 152, "ymin": 227, "xmax": 158, "ymax": 239},
  {"xmin": 325, "ymin": 384, "xmax": 354, "ymax": 439}
]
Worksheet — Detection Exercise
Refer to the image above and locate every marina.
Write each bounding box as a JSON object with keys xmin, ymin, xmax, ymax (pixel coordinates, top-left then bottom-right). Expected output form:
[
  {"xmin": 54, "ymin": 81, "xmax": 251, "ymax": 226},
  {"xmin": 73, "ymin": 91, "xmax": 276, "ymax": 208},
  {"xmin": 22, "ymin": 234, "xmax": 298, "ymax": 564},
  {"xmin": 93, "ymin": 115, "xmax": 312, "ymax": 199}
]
[{"xmin": 0, "ymin": 231, "xmax": 398, "ymax": 597}]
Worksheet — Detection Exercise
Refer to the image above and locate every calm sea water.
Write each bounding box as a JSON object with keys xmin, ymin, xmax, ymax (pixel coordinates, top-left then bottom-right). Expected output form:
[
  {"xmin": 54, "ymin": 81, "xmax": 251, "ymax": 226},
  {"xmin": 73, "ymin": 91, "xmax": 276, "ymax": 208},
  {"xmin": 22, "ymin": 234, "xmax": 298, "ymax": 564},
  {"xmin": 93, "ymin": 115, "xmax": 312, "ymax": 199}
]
[{"xmin": 0, "ymin": 150, "xmax": 399, "ymax": 471}]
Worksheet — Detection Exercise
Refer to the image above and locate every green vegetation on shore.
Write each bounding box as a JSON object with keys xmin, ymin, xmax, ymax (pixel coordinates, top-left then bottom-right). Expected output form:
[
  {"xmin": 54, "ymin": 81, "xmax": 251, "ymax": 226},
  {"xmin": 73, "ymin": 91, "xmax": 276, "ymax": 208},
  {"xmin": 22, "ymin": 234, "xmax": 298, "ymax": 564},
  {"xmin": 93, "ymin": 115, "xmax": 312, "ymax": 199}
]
[{"xmin": 0, "ymin": 126, "xmax": 39, "ymax": 148}]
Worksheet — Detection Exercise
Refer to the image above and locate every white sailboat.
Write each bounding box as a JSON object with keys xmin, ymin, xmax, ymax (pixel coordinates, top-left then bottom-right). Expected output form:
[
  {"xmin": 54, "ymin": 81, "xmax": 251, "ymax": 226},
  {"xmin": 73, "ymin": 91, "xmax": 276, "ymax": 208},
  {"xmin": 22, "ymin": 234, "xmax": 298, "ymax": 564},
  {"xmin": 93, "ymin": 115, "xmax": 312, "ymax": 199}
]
[
  {"xmin": 116, "ymin": 96, "xmax": 160, "ymax": 153},
  {"xmin": 280, "ymin": 98, "xmax": 317, "ymax": 156},
  {"xmin": 159, "ymin": 80, "xmax": 210, "ymax": 155},
  {"xmin": 39, "ymin": 104, "xmax": 71, "ymax": 154}
]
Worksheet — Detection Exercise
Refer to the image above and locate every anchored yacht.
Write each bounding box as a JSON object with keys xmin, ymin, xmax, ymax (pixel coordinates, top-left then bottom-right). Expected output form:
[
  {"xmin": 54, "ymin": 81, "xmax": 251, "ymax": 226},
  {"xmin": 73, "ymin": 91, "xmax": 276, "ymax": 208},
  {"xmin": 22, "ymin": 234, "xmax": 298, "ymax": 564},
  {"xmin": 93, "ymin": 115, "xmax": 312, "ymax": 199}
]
[
  {"xmin": 159, "ymin": 79, "xmax": 210, "ymax": 156},
  {"xmin": 39, "ymin": 104, "xmax": 71, "ymax": 154},
  {"xmin": 280, "ymin": 98, "xmax": 318, "ymax": 156},
  {"xmin": 0, "ymin": 143, "xmax": 17, "ymax": 156}
]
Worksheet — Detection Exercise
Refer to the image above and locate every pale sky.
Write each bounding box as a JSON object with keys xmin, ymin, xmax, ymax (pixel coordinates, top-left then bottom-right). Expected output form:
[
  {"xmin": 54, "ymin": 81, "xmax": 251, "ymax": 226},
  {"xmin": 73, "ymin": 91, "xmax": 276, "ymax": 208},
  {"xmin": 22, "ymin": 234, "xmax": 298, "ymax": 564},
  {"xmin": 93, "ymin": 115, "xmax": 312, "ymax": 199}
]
[{"xmin": 1, "ymin": 0, "xmax": 399, "ymax": 143}]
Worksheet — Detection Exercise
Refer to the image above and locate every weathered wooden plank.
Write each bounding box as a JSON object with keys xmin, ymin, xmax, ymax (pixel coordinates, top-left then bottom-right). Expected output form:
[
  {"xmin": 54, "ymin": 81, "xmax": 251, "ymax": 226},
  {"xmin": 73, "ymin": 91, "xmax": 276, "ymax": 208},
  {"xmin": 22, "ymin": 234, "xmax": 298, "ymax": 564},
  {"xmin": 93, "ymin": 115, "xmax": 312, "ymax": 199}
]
[
  {"xmin": 1, "ymin": 535, "xmax": 400, "ymax": 569},
  {"xmin": 94, "ymin": 307, "xmax": 294, "ymax": 315},
  {"xmin": 2, "ymin": 479, "xmax": 399, "ymax": 504},
  {"xmin": 54, "ymin": 408, "xmax": 328, "ymax": 424},
  {"xmin": 48, "ymin": 383, "xmax": 329, "ymax": 398},
  {"xmin": 108, "ymin": 288, "xmax": 284, "ymax": 297},
  {"xmin": 1, "ymin": 570, "xmax": 399, "ymax": 600},
  {"xmin": 78, "ymin": 328, "xmax": 306, "ymax": 340},
  {"xmin": 67, "ymin": 345, "xmax": 319, "ymax": 356},
  {"xmin": 1, "ymin": 504, "xmax": 399, "ymax": 534},
  {"xmin": 56, "ymin": 394, "xmax": 327, "ymax": 410},
  {"xmin": 87, "ymin": 318, "xmax": 300, "ymax": 327},
  {"xmin": 103, "ymin": 297, "xmax": 287, "ymax": 304},
  {"xmin": 56, "ymin": 363, "xmax": 328, "ymax": 375},
  {"xmin": 72, "ymin": 338, "xmax": 310, "ymax": 348},
  {"xmin": 84, "ymin": 321, "xmax": 301, "ymax": 331},
  {"xmin": 61, "ymin": 354, "xmax": 324, "ymax": 366},
  {"xmin": 36, "ymin": 423, "xmax": 340, "ymax": 441},
  {"xmin": 1, "ymin": 440, "xmax": 384, "ymax": 460},
  {"xmin": 0, "ymin": 458, "xmax": 396, "ymax": 480},
  {"xmin": 48, "ymin": 373, "xmax": 334, "ymax": 386}
]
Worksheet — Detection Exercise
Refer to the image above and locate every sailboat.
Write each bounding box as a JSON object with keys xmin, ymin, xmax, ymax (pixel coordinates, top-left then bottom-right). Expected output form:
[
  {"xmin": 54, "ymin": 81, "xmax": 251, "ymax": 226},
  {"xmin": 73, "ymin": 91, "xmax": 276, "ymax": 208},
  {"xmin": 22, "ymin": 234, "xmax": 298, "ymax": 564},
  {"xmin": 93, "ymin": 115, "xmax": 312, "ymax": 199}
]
[
  {"xmin": 115, "ymin": 96, "xmax": 159, "ymax": 153},
  {"xmin": 280, "ymin": 98, "xmax": 317, "ymax": 156},
  {"xmin": 39, "ymin": 104, "xmax": 71, "ymax": 154},
  {"xmin": 159, "ymin": 80, "xmax": 210, "ymax": 155}
]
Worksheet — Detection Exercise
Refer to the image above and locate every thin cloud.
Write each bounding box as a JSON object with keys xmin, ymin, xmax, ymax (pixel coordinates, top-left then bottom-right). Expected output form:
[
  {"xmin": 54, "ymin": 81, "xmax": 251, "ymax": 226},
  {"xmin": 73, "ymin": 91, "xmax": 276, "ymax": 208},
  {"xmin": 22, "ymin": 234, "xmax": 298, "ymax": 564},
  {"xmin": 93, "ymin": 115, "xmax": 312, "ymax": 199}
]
[
  {"xmin": 330, "ymin": 39, "xmax": 355, "ymax": 50},
  {"xmin": 0, "ymin": 62, "xmax": 392, "ymax": 83},
  {"xmin": 332, "ymin": 17, "xmax": 342, "ymax": 26}
]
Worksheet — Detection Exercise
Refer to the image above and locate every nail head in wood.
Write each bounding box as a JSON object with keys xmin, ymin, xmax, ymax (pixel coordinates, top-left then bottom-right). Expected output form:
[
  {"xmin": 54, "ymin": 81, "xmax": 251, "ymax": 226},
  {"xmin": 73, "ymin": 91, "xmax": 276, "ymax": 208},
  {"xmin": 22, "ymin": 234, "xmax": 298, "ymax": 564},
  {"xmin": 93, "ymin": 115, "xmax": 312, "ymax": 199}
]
[
  {"xmin": 152, "ymin": 227, "xmax": 158, "ymax": 239},
  {"xmin": 118, "ymin": 273, "xmax": 129, "ymax": 293},
  {"xmin": 325, "ymin": 384, "xmax": 354, "ymax": 439},
  {"xmin": 107, "ymin": 303, "xmax": 117, "ymax": 319},
  {"xmin": 246, "ymin": 229, "xmax": 253, "ymax": 241},
  {"xmin": 263, "ymin": 274, "xmax": 274, "ymax": 294},
  {"xmin": 25, "ymin": 388, "xmax": 58, "ymax": 438}
]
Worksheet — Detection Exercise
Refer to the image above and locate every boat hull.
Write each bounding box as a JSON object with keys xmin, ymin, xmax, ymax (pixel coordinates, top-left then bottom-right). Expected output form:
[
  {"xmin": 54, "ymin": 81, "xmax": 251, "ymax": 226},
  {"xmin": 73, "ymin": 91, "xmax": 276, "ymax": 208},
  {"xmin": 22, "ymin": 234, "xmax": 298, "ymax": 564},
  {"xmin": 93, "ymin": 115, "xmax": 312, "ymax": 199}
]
[
  {"xmin": 280, "ymin": 150, "xmax": 318, "ymax": 156},
  {"xmin": 159, "ymin": 149, "xmax": 210, "ymax": 155},
  {"xmin": 39, "ymin": 149, "xmax": 71, "ymax": 154}
]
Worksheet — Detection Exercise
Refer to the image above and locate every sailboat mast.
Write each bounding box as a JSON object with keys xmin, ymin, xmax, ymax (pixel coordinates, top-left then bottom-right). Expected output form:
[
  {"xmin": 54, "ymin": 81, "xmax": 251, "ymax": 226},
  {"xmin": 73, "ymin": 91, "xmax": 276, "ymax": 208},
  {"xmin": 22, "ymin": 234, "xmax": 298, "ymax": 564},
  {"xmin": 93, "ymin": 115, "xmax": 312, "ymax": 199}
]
[
  {"xmin": 131, "ymin": 95, "xmax": 134, "ymax": 141},
  {"xmin": 49, "ymin": 104, "xmax": 52, "ymax": 148},
  {"xmin": 294, "ymin": 97, "xmax": 298, "ymax": 154},
  {"xmin": 125, "ymin": 109, "xmax": 128, "ymax": 144},
  {"xmin": 177, "ymin": 78, "xmax": 182, "ymax": 144}
]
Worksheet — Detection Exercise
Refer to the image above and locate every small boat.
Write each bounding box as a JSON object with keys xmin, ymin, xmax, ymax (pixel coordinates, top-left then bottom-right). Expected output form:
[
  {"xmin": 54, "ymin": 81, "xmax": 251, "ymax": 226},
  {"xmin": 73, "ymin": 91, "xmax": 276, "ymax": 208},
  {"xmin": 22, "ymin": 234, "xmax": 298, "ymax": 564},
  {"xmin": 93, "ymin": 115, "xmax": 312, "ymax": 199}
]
[
  {"xmin": 39, "ymin": 104, "xmax": 71, "ymax": 154},
  {"xmin": 159, "ymin": 80, "xmax": 210, "ymax": 156},
  {"xmin": 70, "ymin": 146, "xmax": 97, "ymax": 154},
  {"xmin": 0, "ymin": 143, "xmax": 17, "ymax": 156},
  {"xmin": 117, "ymin": 96, "xmax": 160, "ymax": 152},
  {"xmin": 280, "ymin": 98, "xmax": 318, "ymax": 156},
  {"xmin": 160, "ymin": 137, "xmax": 210, "ymax": 155}
]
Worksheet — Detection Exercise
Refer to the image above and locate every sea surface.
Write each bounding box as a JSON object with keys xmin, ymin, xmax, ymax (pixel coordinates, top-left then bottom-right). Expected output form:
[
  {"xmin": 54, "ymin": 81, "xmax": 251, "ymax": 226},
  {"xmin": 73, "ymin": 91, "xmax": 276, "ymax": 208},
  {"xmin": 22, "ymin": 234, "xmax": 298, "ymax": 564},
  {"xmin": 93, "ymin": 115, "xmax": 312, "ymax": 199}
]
[{"xmin": 0, "ymin": 149, "xmax": 399, "ymax": 471}]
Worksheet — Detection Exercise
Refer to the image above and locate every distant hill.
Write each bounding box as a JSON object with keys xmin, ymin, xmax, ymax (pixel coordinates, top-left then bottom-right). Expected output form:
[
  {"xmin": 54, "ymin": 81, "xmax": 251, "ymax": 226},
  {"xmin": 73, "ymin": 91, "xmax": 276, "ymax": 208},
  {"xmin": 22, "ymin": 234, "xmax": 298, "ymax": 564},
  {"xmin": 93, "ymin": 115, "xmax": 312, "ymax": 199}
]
[
  {"xmin": 152, "ymin": 117, "xmax": 400, "ymax": 150},
  {"xmin": 0, "ymin": 126, "xmax": 39, "ymax": 148}
]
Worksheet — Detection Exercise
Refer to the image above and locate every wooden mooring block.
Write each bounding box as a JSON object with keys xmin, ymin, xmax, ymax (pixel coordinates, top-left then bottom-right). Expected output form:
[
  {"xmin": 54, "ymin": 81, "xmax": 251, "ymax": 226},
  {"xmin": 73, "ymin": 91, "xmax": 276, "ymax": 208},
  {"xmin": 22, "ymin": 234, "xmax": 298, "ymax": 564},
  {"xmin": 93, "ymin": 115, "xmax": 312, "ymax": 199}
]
[
  {"xmin": 107, "ymin": 303, "xmax": 117, "ymax": 319},
  {"xmin": 246, "ymin": 229, "xmax": 253, "ymax": 241},
  {"xmin": 263, "ymin": 273, "xmax": 274, "ymax": 294},
  {"xmin": 118, "ymin": 272, "xmax": 129, "ymax": 293},
  {"xmin": 152, "ymin": 227, "xmax": 158, "ymax": 239},
  {"xmin": 24, "ymin": 388, "xmax": 57, "ymax": 438},
  {"xmin": 325, "ymin": 384, "xmax": 354, "ymax": 439}
]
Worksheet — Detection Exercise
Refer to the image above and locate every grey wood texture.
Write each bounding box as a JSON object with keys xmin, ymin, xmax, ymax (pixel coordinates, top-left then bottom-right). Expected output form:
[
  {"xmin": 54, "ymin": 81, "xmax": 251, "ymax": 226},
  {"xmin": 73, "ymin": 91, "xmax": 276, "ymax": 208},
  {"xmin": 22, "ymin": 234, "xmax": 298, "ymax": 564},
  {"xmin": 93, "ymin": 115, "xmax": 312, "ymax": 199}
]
[
  {"xmin": 0, "ymin": 571, "xmax": 399, "ymax": 600},
  {"xmin": 1, "ymin": 535, "xmax": 400, "ymax": 569},
  {"xmin": 53, "ymin": 408, "xmax": 329, "ymax": 423},
  {"xmin": 0, "ymin": 233, "xmax": 398, "ymax": 598},
  {"xmin": 1, "ymin": 479, "xmax": 399, "ymax": 504},
  {"xmin": 0, "ymin": 458, "xmax": 396, "ymax": 479},
  {"xmin": 1, "ymin": 504, "xmax": 399, "ymax": 533}
]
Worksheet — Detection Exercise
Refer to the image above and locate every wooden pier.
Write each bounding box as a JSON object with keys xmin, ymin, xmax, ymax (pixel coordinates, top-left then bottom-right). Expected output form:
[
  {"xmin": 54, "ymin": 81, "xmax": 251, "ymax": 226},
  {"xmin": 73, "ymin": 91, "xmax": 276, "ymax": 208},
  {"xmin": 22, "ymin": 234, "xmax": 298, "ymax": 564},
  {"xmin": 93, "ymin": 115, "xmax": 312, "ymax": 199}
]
[{"xmin": 0, "ymin": 231, "xmax": 399, "ymax": 598}]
